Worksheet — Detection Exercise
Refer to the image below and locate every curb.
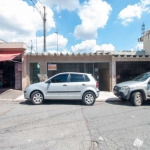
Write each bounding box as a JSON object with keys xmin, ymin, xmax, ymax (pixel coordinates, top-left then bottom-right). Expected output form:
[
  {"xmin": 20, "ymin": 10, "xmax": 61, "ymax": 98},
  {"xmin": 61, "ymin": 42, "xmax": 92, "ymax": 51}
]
[
  {"xmin": 11, "ymin": 98, "xmax": 120, "ymax": 102},
  {"xmin": 0, "ymin": 92, "xmax": 120, "ymax": 103}
]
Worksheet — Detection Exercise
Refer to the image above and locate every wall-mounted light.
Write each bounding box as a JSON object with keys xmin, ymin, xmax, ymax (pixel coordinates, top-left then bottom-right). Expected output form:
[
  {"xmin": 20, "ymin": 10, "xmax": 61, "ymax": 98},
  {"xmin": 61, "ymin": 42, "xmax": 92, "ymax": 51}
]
[{"xmin": 37, "ymin": 63, "xmax": 40, "ymax": 69}]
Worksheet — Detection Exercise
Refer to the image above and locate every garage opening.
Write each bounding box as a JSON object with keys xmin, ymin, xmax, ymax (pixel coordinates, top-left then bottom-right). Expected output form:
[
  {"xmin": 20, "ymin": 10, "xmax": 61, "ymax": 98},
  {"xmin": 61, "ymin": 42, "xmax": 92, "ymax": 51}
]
[
  {"xmin": 0, "ymin": 54, "xmax": 22, "ymax": 89},
  {"xmin": 0, "ymin": 62, "xmax": 15, "ymax": 88},
  {"xmin": 116, "ymin": 61, "xmax": 150, "ymax": 83}
]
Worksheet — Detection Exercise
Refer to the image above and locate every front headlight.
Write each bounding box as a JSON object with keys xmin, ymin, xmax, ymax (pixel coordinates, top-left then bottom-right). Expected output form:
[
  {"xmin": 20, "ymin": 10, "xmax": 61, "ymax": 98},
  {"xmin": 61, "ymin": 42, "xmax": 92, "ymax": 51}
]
[
  {"xmin": 24, "ymin": 85, "xmax": 30, "ymax": 91},
  {"xmin": 120, "ymin": 86, "xmax": 130, "ymax": 90}
]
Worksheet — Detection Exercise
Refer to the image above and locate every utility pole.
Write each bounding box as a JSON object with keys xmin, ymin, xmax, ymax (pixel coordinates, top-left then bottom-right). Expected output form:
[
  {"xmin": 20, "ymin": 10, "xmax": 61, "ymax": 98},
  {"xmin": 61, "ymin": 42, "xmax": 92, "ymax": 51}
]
[{"xmin": 43, "ymin": 6, "xmax": 46, "ymax": 52}]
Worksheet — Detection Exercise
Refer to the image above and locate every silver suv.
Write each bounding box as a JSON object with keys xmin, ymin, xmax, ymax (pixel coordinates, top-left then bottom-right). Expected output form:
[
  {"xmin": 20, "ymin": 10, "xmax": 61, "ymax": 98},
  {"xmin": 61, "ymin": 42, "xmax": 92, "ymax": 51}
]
[
  {"xmin": 113, "ymin": 72, "xmax": 150, "ymax": 106},
  {"xmin": 24, "ymin": 72, "xmax": 99, "ymax": 105}
]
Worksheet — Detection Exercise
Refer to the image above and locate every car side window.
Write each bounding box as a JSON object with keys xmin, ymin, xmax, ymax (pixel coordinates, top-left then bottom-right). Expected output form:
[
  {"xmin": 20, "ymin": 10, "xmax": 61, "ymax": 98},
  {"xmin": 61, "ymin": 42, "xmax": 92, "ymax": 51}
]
[
  {"xmin": 70, "ymin": 74, "xmax": 85, "ymax": 82},
  {"xmin": 51, "ymin": 74, "xmax": 68, "ymax": 83}
]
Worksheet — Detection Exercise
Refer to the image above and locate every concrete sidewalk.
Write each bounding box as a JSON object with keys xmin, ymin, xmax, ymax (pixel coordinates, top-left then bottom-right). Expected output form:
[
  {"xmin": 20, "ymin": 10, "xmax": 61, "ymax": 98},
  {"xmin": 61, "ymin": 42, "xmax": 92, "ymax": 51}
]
[
  {"xmin": 96, "ymin": 91, "xmax": 119, "ymax": 102},
  {"xmin": 0, "ymin": 89, "xmax": 120, "ymax": 102}
]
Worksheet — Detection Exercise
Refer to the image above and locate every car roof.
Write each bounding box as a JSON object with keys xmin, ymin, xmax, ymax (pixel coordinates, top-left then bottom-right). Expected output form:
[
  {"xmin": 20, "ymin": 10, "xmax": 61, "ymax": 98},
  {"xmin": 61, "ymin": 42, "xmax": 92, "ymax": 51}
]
[{"xmin": 57, "ymin": 72, "xmax": 91, "ymax": 75}]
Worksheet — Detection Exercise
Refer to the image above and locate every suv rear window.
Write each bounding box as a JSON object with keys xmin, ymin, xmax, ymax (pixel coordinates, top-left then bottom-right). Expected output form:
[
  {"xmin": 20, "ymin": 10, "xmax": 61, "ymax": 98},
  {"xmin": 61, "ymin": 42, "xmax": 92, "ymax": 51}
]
[{"xmin": 70, "ymin": 74, "xmax": 85, "ymax": 82}]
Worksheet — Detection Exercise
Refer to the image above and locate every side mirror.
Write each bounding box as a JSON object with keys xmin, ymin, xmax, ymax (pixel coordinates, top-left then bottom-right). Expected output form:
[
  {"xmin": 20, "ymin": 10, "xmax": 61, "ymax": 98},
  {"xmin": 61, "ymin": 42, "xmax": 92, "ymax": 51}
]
[{"xmin": 45, "ymin": 80, "xmax": 51, "ymax": 84}]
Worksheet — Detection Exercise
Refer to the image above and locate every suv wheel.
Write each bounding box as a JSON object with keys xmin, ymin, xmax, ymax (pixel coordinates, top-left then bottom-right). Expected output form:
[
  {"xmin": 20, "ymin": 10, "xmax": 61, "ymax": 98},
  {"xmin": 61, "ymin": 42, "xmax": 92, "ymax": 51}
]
[
  {"xmin": 82, "ymin": 92, "xmax": 95, "ymax": 106},
  {"xmin": 131, "ymin": 92, "xmax": 143, "ymax": 106},
  {"xmin": 31, "ymin": 91, "xmax": 44, "ymax": 105}
]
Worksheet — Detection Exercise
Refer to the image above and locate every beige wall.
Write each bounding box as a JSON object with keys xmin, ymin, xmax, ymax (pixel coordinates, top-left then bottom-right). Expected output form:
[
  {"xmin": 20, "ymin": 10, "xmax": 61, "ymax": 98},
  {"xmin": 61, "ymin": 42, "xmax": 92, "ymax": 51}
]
[
  {"xmin": 22, "ymin": 54, "xmax": 113, "ymax": 91},
  {"xmin": 22, "ymin": 53, "xmax": 150, "ymax": 91}
]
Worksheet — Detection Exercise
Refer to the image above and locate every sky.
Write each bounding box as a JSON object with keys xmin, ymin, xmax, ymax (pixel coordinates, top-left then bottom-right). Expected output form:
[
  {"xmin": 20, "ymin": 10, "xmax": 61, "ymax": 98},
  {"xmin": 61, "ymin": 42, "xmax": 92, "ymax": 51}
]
[{"xmin": 0, "ymin": 0, "xmax": 150, "ymax": 54}]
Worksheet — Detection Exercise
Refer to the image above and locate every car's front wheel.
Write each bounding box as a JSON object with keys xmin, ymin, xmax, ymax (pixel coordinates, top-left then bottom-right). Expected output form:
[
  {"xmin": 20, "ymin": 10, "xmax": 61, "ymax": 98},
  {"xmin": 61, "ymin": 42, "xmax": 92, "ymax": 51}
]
[
  {"xmin": 82, "ymin": 92, "xmax": 95, "ymax": 106},
  {"xmin": 131, "ymin": 92, "xmax": 143, "ymax": 106},
  {"xmin": 31, "ymin": 91, "xmax": 44, "ymax": 105}
]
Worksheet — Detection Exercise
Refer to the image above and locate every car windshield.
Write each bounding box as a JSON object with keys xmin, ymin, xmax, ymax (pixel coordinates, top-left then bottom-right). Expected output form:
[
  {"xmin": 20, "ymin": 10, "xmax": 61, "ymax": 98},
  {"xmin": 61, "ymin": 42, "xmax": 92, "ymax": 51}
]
[{"xmin": 132, "ymin": 73, "xmax": 150, "ymax": 81}]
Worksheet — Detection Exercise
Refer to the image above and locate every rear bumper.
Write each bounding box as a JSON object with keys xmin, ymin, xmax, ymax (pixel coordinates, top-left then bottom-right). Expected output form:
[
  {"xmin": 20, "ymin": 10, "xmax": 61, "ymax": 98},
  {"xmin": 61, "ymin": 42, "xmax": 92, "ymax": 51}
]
[{"xmin": 96, "ymin": 91, "xmax": 100, "ymax": 98}]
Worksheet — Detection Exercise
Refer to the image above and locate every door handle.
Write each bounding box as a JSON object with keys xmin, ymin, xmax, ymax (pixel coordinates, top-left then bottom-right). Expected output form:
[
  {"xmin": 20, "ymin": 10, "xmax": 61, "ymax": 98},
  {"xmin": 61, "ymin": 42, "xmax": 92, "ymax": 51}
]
[
  {"xmin": 63, "ymin": 84, "xmax": 67, "ymax": 86},
  {"xmin": 82, "ymin": 84, "xmax": 86, "ymax": 86}
]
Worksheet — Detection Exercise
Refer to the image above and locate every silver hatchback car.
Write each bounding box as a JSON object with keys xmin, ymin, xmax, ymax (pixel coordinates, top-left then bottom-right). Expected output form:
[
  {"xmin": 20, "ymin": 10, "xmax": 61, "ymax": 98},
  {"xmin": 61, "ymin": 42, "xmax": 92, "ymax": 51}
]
[{"xmin": 24, "ymin": 72, "xmax": 99, "ymax": 105}]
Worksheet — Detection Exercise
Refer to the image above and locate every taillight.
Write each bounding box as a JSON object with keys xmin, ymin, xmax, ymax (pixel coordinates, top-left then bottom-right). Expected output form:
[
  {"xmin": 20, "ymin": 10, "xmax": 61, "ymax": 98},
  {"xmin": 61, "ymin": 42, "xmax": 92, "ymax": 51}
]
[{"xmin": 96, "ymin": 82, "xmax": 99, "ymax": 88}]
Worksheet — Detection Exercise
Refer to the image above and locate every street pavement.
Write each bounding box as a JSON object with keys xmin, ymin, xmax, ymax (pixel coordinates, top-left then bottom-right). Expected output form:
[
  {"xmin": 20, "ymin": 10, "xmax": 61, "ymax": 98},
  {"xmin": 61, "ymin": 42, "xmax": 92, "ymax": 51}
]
[
  {"xmin": 0, "ymin": 96, "xmax": 150, "ymax": 150},
  {"xmin": 0, "ymin": 88, "xmax": 119, "ymax": 102}
]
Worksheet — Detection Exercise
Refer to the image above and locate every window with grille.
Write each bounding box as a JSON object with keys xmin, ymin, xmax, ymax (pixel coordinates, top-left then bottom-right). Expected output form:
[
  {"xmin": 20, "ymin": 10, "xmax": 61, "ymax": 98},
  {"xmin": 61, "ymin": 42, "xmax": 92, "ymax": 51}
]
[{"xmin": 30, "ymin": 63, "xmax": 40, "ymax": 84}]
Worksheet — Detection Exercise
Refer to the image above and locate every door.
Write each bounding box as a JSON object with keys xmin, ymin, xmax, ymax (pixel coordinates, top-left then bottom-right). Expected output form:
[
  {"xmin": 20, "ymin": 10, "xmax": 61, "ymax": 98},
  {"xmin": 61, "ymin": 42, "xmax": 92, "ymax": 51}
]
[
  {"xmin": 99, "ymin": 69, "xmax": 109, "ymax": 91},
  {"xmin": 46, "ymin": 73, "xmax": 68, "ymax": 99},
  {"xmin": 67, "ymin": 74, "xmax": 86, "ymax": 99},
  {"xmin": 15, "ymin": 63, "xmax": 22, "ymax": 90}
]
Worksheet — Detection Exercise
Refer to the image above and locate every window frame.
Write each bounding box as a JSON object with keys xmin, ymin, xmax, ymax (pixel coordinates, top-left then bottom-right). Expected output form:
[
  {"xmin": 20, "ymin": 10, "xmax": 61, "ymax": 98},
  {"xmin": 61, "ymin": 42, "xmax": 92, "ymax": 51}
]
[{"xmin": 50, "ymin": 73, "xmax": 69, "ymax": 83}]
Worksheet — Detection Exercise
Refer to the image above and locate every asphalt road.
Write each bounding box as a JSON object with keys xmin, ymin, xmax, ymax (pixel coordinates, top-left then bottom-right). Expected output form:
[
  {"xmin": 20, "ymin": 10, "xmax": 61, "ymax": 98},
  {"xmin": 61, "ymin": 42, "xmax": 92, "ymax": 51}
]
[{"xmin": 0, "ymin": 100, "xmax": 150, "ymax": 150}]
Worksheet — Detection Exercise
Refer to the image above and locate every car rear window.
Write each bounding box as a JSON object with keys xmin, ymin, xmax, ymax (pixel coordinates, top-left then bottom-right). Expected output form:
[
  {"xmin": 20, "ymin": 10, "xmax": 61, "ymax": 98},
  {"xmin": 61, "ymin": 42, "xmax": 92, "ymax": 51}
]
[{"xmin": 84, "ymin": 75, "xmax": 90, "ymax": 81}]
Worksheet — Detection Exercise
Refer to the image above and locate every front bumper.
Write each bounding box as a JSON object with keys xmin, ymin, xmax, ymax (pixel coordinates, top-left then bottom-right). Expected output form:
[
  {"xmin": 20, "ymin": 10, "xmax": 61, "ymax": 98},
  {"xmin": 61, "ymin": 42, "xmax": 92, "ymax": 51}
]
[
  {"xmin": 24, "ymin": 90, "xmax": 30, "ymax": 99},
  {"xmin": 113, "ymin": 86, "xmax": 130, "ymax": 100}
]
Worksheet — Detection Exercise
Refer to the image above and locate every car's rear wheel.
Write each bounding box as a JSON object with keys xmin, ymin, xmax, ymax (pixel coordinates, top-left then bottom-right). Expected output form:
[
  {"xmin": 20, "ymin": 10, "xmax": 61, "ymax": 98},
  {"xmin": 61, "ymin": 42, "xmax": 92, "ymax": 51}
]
[
  {"xmin": 131, "ymin": 92, "xmax": 143, "ymax": 106},
  {"xmin": 31, "ymin": 91, "xmax": 44, "ymax": 105},
  {"xmin": 82, "ymin": 92, "xmax": 95, "ymax": 105}
]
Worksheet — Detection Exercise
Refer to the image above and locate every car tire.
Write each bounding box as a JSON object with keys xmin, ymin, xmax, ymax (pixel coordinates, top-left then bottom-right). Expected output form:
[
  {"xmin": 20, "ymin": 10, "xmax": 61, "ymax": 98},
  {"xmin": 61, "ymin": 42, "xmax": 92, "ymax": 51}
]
[
  {"xmin": 82, "ymin": 92, "xmax": 95, "ymax": 106},
  {"xmin": 31, "ymin": 91, "xmax": 44, "ymax": 105},
  {"xmin": 131, "ymin": 92, "xmax": 143, "ymax": 106}
]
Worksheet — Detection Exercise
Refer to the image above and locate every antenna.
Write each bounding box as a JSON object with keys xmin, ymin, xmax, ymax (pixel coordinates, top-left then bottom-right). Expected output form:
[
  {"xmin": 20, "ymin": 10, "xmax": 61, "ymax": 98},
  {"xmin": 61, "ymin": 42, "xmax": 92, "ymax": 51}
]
[
  {"xmin": 141, "ymin": 22, "xmax": 145, "ymax": 37},
  {"xmin": 31, "ymin": 40, "xmax": 33, "ymax": 53},
  {"xmin": 36, "ymin": 31, "xmax": 37, "ymax": 52}
]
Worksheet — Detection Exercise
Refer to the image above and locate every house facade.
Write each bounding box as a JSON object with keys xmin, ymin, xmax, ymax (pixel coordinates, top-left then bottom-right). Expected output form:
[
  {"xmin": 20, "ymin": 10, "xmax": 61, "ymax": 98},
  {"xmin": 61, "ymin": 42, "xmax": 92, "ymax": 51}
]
[{"xmin": 22, "ymin": 50, "xmax": 150, "ymax": 92}]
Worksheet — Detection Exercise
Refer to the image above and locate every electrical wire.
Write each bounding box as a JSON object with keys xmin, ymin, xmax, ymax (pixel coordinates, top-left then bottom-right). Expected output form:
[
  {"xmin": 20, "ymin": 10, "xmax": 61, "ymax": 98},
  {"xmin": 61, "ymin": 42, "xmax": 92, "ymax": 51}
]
[{"xmin": 30, "ymin": 0, "xmax": 44, "ymax": 19}]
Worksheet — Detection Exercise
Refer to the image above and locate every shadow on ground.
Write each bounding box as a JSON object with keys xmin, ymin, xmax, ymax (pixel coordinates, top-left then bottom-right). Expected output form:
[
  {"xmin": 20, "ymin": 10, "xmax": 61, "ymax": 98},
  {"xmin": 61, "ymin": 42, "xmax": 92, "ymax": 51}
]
[
  {"xmin": 20, "ymin": 99, "xmax": 84, "ymax": 106},
  {"xmin": 106, "ymin": 98, "xmax": 150, "ymax": 106}
]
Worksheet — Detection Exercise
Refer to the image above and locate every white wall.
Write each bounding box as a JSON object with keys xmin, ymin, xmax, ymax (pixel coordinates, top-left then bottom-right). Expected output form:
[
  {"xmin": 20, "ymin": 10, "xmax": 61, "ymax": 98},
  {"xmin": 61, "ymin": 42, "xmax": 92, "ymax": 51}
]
[{"xmin": 144, "ymin": 30, "xmax": 150, "ymax": 55}]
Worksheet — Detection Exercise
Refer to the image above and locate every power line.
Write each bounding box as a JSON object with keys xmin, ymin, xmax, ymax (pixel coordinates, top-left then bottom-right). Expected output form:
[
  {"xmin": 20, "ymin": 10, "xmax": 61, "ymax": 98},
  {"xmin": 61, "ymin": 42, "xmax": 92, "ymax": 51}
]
[
  {"xmin": 30, "ymin": 0, "xmax": 46, "ymax": 52},
  {"xmin": 30, "ymin": 0, "xmax": 43, "ymax": 19}
]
